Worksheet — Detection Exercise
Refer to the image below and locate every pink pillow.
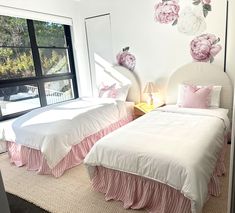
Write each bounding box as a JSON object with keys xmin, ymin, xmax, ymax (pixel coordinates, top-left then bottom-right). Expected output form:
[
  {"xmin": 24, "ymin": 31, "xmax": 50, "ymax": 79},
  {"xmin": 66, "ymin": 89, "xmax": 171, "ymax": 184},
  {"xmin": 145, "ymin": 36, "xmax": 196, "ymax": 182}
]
[
  {"xmin": 180, "ymin": 85, "xmax": 212, "ymax": 108},
  {"xmin": 99, "ymin": 83, "xmax": 117, "ymax": 98}
]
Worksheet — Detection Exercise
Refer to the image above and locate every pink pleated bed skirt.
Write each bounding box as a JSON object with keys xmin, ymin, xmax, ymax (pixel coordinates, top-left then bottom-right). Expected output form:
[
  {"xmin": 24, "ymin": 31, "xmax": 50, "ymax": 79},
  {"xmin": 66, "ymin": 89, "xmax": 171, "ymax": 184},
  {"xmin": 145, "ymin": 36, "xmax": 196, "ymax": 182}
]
[
  {"xmin": 7, "ymin": 115, "xmax": 133, "ymax": 177},
  {"xmin": 91, "ymin": 143, "xmax": 227, "ymax": 213}
]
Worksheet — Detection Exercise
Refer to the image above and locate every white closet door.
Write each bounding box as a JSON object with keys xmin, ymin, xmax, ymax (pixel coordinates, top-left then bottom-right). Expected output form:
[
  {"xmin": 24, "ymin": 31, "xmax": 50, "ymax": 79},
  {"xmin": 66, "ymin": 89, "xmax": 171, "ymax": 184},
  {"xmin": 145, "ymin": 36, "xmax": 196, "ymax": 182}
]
[{"xmin": 85, "ymin": 14, "xmax": 113, "ymax": 95}]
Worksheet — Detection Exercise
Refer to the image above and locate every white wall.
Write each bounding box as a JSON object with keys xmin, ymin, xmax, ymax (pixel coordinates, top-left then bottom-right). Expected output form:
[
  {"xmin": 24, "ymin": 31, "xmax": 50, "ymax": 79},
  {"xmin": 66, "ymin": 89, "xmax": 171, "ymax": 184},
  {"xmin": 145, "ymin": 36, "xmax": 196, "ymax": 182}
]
[
  {"xmin": 226, "ymin": 0, "xmax": 235, "ymax": 211},
  {"xmin": 227, "ymin": 0, "xmax": 235, "ymax": 84},
  {"xmin": 0, "ymin": 0, "xmax": 232, "ymax": 99},
  {"xmin": 78, "ymin": 0, "xmax": 227, "ymax": 101}
]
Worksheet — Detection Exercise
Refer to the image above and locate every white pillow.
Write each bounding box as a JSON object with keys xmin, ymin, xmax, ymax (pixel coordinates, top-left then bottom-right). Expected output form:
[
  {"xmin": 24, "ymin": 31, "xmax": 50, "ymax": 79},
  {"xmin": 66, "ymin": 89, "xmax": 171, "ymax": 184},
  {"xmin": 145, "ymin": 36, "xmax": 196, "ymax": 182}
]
[
  {"xmin": 177, "ymin": 84, "xmax": 187, "ymax": 106},
  {"xmin": 209, "ymin": 86, "xmax": 222, "ymax": 108},
  {"xmin": 177, "ymin": 84, "xmax": 222, "ymax": 108},
  {"xmin": 115, "ymin": 84, "xmax": 130, "ymax": 101}
]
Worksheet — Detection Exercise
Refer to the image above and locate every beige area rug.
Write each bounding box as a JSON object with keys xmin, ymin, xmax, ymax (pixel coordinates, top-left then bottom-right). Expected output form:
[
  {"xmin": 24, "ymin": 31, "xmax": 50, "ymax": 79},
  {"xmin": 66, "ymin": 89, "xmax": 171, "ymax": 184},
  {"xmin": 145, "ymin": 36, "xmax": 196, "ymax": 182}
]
[{"xmin": 0, "ymin": 146, "xmax": 230, "ymax": 213}]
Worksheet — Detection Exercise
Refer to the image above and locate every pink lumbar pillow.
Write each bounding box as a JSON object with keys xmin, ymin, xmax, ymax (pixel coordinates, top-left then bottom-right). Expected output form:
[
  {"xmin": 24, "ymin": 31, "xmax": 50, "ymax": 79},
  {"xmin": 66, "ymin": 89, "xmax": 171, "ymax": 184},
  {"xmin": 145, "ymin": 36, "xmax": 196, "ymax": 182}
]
[{"xmin": 180, "ymin": 85, "xmax": 212, "ymax": 109}]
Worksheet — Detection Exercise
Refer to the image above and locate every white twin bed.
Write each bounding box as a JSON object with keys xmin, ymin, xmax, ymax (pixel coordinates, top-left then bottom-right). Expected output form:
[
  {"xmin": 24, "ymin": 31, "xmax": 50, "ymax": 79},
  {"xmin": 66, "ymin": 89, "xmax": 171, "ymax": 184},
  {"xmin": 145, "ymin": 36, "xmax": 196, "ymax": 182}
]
[
  {"xmin": 84, "ymin": 62, "xmax": 233, "ymax": 213},
  {"xmin": 1, "ymin": 62, "xmax": 232, "ymax": 213},
  {"xmin": 1, "ymin": 65, "xmax": 141, "ymax": 177},
  {"xmin": 4, "ymin": 98, "xmax": 134, "ymax": 174},
  {"xmin": 85, "ymin": 105, "xmax": 229, "ymax": 213}
]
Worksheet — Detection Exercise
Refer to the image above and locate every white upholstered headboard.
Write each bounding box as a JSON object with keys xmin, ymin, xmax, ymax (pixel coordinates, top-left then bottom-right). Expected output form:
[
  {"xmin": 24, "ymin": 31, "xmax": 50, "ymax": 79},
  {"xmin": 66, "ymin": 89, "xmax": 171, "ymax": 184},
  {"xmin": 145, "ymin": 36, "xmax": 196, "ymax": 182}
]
[
  {"xmin": 112, "ymin": 65, "xmax": 141, "ymax": 104},
  {"xmin": 166, "ymin": 62, "xmax": 233, "ymax": 119}
]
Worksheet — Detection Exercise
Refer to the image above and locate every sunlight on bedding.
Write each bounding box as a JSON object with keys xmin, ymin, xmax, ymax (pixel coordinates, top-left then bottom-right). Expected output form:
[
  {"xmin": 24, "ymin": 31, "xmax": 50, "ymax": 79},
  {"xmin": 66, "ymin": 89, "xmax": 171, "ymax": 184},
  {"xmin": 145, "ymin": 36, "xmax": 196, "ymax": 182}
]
[{"xmin": 15, "ymin": 99, "xmax": 116, "ymax": 127}]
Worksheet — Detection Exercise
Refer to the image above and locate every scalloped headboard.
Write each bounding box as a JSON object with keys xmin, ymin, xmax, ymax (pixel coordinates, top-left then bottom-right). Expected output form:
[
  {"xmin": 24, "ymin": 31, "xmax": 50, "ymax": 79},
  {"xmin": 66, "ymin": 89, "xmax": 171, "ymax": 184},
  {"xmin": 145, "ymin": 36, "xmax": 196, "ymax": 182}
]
[
  {"xmin": 166, "ymin": 62, "xmax": 233, "ymax": 119},
  {"xmin": 112, "ymin": 65, "xmax": 141, "ymax": 104}
]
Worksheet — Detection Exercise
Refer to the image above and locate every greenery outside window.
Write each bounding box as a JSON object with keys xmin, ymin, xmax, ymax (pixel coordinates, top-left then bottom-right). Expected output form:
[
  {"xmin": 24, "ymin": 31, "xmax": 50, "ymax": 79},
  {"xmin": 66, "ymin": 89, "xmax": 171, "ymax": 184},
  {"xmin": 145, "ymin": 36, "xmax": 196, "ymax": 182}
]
[{"xmin": 0, "ymin": 15, "xmax": 78, "ymax": 120}]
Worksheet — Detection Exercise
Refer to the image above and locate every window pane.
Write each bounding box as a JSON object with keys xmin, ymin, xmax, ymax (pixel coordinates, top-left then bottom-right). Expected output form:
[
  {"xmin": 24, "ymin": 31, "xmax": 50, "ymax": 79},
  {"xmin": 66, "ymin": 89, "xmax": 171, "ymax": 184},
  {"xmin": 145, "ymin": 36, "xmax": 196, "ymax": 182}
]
[
  {"xmin": 45, "ymin": 79, "xmax": 74, "ymax": 105},
  {"xmin": 34, "ymin": 21, "xmax": 66, "ymax": 47},
  {"xmin": 39, "ymin": 48, "xmax": 70, "ymax": 75},
  {"xmin": 0, "ymin": 48, "xmax": 35, "ymax": 80},
  {"xmin": 0, "ymin": 15, "xmax": 30, "ymax": 47},
  {"xmin": 0, "ymin": 85, "xmax": 40, "ymax": 116}
]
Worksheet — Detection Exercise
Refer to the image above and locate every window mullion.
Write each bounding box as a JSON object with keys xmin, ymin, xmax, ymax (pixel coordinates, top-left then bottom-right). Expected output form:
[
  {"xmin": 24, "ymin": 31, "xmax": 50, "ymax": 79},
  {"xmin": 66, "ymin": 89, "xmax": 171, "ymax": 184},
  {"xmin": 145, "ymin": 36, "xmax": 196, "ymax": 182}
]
[
  {"xmin": 27, "ymin": 19, "xmax": 47, "ymax": 106},
  {"xmin": 64, "ymin": 25, "xmax": 79, "ymax": 98}
]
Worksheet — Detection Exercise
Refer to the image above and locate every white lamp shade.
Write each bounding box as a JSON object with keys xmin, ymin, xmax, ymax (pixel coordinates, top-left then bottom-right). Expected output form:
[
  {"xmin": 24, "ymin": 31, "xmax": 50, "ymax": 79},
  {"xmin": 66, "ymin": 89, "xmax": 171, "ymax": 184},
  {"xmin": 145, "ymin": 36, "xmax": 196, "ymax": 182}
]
[{"xmin": 143, "ymin": 82, "xmax": 158, "ymax": 93}]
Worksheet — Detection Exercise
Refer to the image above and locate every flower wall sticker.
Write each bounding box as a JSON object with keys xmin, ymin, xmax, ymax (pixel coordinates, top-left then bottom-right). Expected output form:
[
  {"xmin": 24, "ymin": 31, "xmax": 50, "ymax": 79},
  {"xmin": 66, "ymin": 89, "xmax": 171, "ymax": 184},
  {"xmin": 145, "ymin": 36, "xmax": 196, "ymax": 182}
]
[
  {"xmin": 177, "ymin": 7, "xmax": 206, "ymax": 35},
  {"xmin": 190, "ymin": 33, "xmax": 221, "ymax": 63},
  {"xmin": 116, "ymin": 47, "xmax": 136, "ymax": 71},
  {"xmin": 154, "ymin": 0, "xmax": 180, "ymax": 25},
  {"xmin": 192, "ymin": 0, "xmax": 212, "ymax": 17}
]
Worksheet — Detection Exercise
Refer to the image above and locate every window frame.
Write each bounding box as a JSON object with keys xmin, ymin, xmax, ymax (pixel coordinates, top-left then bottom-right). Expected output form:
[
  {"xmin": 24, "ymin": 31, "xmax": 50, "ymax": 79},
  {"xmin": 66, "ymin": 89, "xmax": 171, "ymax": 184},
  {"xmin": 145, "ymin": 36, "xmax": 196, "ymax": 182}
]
[{"xmin": 0, "ymin": 17, "xmax": 78, "ymax": 121}]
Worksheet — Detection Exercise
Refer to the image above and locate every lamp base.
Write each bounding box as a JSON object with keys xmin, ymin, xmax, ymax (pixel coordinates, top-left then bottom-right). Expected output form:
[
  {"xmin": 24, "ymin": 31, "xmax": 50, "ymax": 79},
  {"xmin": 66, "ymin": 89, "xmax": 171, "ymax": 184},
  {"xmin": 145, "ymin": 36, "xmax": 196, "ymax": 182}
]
[{"xmin": 146, "ymin": 93, "xmax": 154, "ymax": 106}]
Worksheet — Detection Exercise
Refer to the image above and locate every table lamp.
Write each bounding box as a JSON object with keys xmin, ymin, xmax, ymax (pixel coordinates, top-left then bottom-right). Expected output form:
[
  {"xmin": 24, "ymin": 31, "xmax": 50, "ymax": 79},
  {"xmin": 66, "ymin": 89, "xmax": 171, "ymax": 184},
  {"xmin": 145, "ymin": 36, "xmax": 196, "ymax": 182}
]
[{"xmin": 143, "ymin": 82, "xmax": 158, "ymax": 105}]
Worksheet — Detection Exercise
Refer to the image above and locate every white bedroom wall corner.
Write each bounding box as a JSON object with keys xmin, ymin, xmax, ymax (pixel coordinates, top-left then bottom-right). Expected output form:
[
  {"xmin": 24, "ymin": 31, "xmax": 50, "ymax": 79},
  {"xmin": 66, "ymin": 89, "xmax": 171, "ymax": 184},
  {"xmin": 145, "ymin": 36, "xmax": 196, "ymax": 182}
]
[
  {"xmin": 227, "ymin": 0, "xmax": 235, "ymax": 211},
  {"xmin": 228, "ymin": 86, "xmax": 235, "ymax": 213},
  {"xmin": 226, "ymin": 0, "xmax": 235, "ymax": 85}
]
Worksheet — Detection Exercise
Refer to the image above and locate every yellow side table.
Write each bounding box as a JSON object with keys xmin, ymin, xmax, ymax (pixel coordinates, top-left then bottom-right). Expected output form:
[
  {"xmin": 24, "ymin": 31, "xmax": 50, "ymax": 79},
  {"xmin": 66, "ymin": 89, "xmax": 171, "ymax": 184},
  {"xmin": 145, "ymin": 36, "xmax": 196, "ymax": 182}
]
[{"xmin": 134, "ymin": 103, "xmax": 155, "ymax": 118}]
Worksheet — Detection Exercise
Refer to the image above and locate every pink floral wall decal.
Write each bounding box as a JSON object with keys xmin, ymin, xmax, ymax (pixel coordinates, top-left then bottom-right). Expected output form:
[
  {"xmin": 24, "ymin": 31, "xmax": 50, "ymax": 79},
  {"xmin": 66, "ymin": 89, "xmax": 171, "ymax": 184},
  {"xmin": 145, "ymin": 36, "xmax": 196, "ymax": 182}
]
[
  {"xmin": 193, "ymin": 0, "xmax": 212, "ymax": 17},
  {"xmin": 190, "ymin": 33, "xmax": 221, "ymax": 63},
  {"xmin": 116, "ymin": 47, "xmax": 136, "ymax": 71},
  {"xmin": 154, "ymin": 0, "xmax": 180, "ymax": 25}
]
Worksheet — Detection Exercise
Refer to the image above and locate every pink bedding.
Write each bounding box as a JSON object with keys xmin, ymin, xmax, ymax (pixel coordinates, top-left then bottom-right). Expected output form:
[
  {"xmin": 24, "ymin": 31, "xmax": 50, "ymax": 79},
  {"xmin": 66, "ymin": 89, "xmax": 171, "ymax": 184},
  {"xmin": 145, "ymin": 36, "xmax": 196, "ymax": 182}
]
[
  {"xmin": 91, "ymin": 142, "xmax": 227, "ymax": 213},
  {"xmin": 7, "ymin": 116, "xmax": 133, "ymax": 177}
]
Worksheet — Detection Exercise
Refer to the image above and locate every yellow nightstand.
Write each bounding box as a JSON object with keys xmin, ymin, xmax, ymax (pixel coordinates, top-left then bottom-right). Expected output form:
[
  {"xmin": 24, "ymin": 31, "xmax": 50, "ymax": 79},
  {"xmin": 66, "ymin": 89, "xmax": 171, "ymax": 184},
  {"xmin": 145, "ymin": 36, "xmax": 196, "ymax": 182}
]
[
  {"xmin": 134, "ymin": 102, "xmax": 165, "ymax": 118},
  {"xmin": 134, "ymin": 103, "xmax": 155, "ymax": 118}
]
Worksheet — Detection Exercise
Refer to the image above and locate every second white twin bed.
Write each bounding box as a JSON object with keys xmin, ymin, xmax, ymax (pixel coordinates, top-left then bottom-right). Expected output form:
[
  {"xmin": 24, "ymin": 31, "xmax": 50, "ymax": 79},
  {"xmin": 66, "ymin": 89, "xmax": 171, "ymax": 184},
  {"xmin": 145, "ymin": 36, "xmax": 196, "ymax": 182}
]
[
  {"xmin": 85, "ymin": 105, "xmax": 229, "ymax": 213},
  {"xmin": 83, "ymin": 62, "xmax": 232, "ymax": 213}
]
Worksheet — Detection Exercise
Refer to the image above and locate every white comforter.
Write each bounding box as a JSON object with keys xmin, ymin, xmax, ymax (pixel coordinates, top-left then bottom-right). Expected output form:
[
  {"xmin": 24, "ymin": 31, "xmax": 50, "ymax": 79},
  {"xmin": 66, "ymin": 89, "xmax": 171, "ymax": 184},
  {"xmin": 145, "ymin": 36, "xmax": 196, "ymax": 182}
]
[
  {"xmin": 2, "ymin": 98, "xmax": 132, "ymax": 168},
  {"xmin": 84, "ymin": 105, "xmax": 230, "ymax": 213}
]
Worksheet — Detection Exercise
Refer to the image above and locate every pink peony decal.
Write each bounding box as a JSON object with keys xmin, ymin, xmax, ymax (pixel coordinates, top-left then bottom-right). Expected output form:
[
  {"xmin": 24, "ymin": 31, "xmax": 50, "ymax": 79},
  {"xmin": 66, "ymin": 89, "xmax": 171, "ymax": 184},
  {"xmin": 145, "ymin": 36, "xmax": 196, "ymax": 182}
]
[
  {"xmin": 154, "ymin": 0, "xmax": 180, "ymax": 25},
  {"xmin": 192, "ymin": 0, "xmax": 212, "ymax": 17},
  {"xmin": 116, "ymin": 47, "xmax": 136, "ymax": 71},
  {"xmin": 190, "ymin": 33, "xmax": 222, "ymax": 63}
]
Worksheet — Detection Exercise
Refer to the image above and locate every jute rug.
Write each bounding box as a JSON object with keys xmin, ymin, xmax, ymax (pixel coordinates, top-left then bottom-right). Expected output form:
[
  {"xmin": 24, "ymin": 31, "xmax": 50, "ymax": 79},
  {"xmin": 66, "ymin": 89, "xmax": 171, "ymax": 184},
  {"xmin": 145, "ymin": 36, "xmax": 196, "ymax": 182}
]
[{"xmin": 0, "ymin": 146, "xmax": 230, "ymax": 213}]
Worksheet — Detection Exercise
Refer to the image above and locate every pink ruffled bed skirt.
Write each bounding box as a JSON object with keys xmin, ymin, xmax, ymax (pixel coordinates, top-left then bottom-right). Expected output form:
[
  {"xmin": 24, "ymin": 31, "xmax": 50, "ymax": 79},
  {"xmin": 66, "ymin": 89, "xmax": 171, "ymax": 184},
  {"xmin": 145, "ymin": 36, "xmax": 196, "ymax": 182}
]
[
  {"xmin": 91, "ymin": 143, "xmax": 227, "ymax": 213},
  {"xmin": 7, "ymin": 116, "xmax": 133, "ymax": 177}
]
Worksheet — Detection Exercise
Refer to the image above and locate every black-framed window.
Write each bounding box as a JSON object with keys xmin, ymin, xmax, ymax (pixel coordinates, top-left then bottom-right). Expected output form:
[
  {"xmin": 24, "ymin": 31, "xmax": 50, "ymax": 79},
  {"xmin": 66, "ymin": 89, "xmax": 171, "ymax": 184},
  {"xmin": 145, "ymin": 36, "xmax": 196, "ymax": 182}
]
[{"xmin": 0, "ymin": 15, "xmax": 78, "ymax": 121}]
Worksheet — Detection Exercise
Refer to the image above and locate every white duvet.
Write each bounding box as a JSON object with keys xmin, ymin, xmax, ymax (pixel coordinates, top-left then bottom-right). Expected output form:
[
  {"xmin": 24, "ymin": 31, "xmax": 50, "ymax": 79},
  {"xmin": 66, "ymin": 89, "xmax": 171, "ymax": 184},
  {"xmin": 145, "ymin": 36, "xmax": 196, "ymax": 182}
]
[
  {"xmin": 84, "ymin": 105, "xmax": 230, "ymax": 213},
  {"xmin": 2, "ymin": 98, "xmax": 133, "ymax": 168}
]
